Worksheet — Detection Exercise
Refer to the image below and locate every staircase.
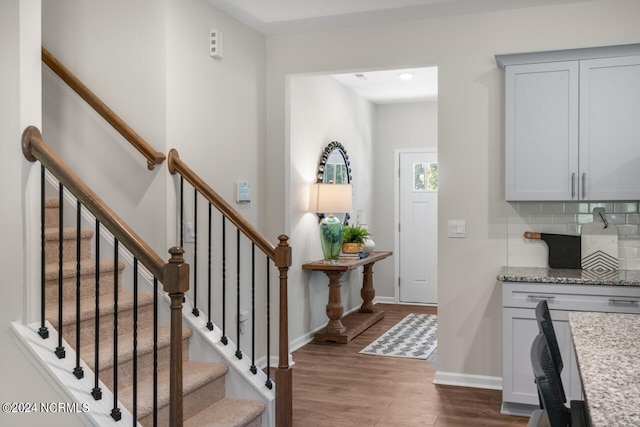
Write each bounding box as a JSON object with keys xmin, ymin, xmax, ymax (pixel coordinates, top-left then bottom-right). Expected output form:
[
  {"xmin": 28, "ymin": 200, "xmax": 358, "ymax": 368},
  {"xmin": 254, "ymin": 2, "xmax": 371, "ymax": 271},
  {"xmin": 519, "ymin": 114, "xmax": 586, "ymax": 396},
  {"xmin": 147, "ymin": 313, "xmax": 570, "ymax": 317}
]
[{"xmin": 44, "ymin": 198, "xmax": 265, "ymax": 427}]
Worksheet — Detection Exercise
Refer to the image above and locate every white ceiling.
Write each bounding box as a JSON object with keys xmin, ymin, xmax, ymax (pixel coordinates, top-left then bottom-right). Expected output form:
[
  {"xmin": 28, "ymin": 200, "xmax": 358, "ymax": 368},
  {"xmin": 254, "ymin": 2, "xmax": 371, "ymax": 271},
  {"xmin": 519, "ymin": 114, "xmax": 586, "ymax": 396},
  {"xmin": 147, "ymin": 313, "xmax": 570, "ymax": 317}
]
[
  {"xmin": 205, "ymin": 0, "xmax": 588, "ymax": 103},
  {"xmin": 206, "ymin": 0, "xmax": 589, "ymax": 35},
  {"xmin": 330, "ymin": 67, "xmax": 438, "ymax": 104}
]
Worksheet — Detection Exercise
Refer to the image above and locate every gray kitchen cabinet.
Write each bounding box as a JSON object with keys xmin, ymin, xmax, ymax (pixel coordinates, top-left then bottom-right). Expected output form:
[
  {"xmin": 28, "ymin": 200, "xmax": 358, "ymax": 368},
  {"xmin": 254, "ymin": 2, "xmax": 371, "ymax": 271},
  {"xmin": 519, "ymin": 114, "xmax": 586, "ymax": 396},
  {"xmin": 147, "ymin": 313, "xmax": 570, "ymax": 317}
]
[
  {"xmin": 498, "ymin": 45, "xmax": 640, "ymax": 201},
  {"xmin": 579, "ymin": 55, "xmax": 640, "ymax": 200},
  {"xmin": 505, "ymin": 61, "xmax": 579, "ymax": 201},
  {"xmin": 501, "ymin": 281, "xmax": 640, "ymax": 416}
]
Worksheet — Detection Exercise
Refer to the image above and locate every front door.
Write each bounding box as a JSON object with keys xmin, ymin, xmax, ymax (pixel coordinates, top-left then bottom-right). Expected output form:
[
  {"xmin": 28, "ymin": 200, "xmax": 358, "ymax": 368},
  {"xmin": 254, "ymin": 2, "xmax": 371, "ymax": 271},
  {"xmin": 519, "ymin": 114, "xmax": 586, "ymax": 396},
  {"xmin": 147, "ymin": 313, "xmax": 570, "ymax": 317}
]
[{"xmin": 399, "ymin": 150, "xmax": 438, "ymax": 304}]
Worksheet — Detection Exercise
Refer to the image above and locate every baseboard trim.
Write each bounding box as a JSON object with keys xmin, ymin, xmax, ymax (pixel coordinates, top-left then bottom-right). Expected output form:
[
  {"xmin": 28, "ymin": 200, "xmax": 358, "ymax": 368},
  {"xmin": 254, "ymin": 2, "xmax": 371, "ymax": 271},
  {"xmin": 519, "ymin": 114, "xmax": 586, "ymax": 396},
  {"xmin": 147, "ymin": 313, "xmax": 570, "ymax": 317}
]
[
  {"xmin": 501, "ymin": 401, "xmax": 536, "ymax": 417},
  {"xmin": 373, "ymin": 296, "xmax": 396, "ymax": 304},
  {"xmin": 433, "ymin": 370, "xmax": 502, "ymax": 391}
]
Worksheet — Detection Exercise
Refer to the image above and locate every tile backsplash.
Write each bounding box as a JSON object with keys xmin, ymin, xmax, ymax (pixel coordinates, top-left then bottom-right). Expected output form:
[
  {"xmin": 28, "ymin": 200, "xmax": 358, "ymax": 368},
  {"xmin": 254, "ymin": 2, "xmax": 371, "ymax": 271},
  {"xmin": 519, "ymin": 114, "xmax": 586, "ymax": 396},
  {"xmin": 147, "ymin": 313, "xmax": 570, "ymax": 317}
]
[{"xmin": 507, "ymin": 202, "xmax": 640, "ymax": 270}]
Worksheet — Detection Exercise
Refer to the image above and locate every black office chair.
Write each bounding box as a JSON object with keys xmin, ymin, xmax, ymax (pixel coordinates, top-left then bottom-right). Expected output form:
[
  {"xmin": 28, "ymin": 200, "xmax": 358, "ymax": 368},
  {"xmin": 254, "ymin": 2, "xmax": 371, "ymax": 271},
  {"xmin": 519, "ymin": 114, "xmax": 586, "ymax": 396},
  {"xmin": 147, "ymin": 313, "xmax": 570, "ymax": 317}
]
[
  {"xmin": 530, "ymin": 334, "xmax": 591, "ymax": 427},
  {"xmin": 535, "ymin": 299, "xmax": 566, "ymax": 402}
]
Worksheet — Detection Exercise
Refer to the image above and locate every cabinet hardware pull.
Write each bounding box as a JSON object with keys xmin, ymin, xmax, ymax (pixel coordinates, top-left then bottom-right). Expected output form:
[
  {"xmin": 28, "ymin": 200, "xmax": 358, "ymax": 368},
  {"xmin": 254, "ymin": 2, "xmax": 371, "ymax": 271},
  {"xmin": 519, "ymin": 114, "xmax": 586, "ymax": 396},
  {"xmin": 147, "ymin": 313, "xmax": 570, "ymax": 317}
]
[
  {"xmin": 571, "ymin": 173, "xmax": 575, "ymax": 199},
  {"xmin": 609, "ymin": 298, "xmax": 639, "ymax": 305},
  {"xmin": 527, "ymin": 295, "xmax": 556, "ymax": 301},
  {"xmin": 582, "ymin": 173, "xmax": 586, "ymax": 199}
]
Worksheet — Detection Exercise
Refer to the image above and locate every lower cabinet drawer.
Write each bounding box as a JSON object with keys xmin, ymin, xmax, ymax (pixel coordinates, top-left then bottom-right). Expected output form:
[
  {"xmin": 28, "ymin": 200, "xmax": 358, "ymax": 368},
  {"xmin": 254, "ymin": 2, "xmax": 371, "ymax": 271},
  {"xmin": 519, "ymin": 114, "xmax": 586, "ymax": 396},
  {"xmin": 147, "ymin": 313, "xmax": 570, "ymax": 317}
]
[{"xmin": 503, "ymin": 282, "xmax": 640, "ymax": 313}]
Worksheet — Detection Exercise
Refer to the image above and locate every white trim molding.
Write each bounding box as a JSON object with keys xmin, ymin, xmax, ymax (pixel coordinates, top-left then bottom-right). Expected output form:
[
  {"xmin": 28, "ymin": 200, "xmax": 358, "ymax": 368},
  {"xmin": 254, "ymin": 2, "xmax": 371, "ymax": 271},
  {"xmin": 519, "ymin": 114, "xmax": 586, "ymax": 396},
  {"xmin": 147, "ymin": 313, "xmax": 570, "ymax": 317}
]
[{"xmin": 433, "ymin": 370, "xmax": 502, "ymax": 391}]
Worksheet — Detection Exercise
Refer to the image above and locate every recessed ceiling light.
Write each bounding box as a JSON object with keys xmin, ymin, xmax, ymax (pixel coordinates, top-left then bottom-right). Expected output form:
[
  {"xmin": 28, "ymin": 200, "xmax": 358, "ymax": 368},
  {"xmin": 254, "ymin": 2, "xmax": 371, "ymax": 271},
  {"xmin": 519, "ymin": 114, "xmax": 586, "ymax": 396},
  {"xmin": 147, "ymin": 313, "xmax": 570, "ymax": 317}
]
[{"xmin": 398, "ymin": 72, "xmax": 414, "ymax": 80}]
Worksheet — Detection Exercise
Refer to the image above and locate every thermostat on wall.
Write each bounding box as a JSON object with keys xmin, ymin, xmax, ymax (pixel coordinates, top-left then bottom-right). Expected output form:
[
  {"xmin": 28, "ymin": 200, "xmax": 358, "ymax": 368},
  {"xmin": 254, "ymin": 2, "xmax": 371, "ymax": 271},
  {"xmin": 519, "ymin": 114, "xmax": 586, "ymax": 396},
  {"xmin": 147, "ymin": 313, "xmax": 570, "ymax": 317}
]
[{"xmin": 236, "ymin": 181, "xmax": 251, "ymax": 203}]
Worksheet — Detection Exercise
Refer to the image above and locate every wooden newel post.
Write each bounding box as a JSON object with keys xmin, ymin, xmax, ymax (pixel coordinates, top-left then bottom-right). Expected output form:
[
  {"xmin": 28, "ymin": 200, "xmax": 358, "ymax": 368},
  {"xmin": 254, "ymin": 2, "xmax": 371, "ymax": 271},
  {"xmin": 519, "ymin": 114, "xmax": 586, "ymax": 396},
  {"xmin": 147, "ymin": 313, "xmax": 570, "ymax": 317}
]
[
  {"xmin": 162, "ymin": 247, "xmax": 190, "ymax": 427},
  {"xmin": 274, "ymin": 235, "xmax": 293, "ymax": 427}
]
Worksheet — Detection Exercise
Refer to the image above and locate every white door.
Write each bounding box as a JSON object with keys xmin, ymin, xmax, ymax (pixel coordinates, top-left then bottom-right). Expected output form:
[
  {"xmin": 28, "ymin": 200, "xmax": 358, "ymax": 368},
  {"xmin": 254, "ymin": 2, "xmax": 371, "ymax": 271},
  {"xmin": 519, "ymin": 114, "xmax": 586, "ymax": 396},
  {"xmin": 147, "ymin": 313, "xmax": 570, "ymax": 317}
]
[{"xmin": 399, "ymin": 151, "xmax": 438, "ymax": 304}]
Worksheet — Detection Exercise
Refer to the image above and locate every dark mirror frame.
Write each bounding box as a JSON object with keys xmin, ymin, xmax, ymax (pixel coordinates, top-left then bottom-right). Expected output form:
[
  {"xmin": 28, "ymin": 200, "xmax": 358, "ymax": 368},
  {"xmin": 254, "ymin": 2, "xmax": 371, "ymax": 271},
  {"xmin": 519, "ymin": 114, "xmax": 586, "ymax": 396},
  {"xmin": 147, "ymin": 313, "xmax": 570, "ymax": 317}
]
[
  {"xmin": 316, "ymin": 141, "xmax": 351, "ymax": 184},
  {"xmin": 316, "ymin": 141, "xmax": 352, "ymax": 224}
]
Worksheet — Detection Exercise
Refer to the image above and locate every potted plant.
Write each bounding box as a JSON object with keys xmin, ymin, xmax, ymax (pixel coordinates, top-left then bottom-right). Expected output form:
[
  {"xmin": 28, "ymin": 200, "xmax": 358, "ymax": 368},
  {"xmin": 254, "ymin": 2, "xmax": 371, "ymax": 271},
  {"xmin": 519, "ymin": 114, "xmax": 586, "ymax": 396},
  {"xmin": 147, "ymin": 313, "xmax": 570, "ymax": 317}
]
[{"xmin": 342, "ymin": 225, "xmax": 371, "ymax": 254}]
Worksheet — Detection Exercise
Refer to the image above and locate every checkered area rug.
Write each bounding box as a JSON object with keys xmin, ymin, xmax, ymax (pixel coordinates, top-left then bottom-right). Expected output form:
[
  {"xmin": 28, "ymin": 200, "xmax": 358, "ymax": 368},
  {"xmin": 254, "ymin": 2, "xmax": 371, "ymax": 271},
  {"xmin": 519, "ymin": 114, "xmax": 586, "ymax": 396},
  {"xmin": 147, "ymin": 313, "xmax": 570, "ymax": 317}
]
[{"xmin": 359, "ymin": 313, "xmax": 437, "ymax": 359}]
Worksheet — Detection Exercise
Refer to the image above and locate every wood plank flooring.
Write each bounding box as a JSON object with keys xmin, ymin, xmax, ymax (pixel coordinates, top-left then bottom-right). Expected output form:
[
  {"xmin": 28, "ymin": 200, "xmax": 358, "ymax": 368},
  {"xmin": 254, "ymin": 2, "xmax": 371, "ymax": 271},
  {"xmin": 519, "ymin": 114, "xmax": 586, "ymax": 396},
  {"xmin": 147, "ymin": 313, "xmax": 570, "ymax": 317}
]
[{"xmin": 291, "ymin": 304, "xmax": 528, "ymax": 426}]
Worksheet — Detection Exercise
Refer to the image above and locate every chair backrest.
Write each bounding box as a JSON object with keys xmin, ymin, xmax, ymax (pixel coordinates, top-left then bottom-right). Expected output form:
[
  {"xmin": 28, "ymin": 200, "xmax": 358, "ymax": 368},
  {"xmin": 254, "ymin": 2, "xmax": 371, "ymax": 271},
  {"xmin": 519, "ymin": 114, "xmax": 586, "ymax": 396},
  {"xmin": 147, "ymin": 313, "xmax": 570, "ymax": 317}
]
[
  {"xmin": 531, "ymin": 334, "xmax": 571, "ymax": 427},
  {"xmin": 535, "ymin": 299, "xmax": 566, "ymax": 403}
]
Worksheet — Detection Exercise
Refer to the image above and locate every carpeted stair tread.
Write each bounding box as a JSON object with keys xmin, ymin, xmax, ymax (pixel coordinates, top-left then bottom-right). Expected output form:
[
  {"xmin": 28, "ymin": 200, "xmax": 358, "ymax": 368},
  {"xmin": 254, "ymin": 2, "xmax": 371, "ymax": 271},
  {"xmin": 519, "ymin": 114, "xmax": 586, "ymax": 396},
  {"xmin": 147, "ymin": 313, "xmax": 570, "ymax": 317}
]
[
  {"xmin": 44, "ymin": 227, "xmax": 94, "ymax": 241},
  {"xmin": 44, "ymin": 258, "xmax": 125, "ymax": 280},
  {"xmin": 184, "ymin": 398, "xmax": 266, "ymax": 427},
  {"xmin": 47, "ymin": 290, "xmax": 155, "ymax": 327},
  {"xmin": 45, "ymin": 198, "xmax": 59, "ymax": 208},
  {"xmin": 82, "ymin": 326, "xmax": 192, "ymax": 371},
  {"xmin": 119, "ymin": 360, "xmax": 229, "ymax": 420}
]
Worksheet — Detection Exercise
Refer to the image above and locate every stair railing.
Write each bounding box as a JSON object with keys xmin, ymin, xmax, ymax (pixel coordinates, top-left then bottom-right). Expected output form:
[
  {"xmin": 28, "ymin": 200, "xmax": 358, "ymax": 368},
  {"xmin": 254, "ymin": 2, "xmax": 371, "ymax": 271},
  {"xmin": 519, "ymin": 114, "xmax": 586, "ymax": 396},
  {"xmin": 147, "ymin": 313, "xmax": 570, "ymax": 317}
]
[
  {"xmin": 22, "ymin": 126, "xmax": 188, "ymax": 427},
  {"xmin": 41, "ymin": 47, "xmax": 165, "ymax": 170},
  {"xmin": 168, "ymin": 149, "xmax": 293, "ymax": 426}
]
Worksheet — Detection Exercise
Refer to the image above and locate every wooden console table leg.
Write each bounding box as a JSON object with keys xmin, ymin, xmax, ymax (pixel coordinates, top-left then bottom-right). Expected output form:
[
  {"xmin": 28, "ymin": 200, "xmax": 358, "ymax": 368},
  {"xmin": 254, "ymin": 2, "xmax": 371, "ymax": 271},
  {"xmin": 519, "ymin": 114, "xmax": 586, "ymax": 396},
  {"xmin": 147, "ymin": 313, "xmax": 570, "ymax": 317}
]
[
  {"xmin": 324, "ymin": 271, "xmax": 346, "ymax": 334},
  {"xmin": 360, "ymin": 263, "xmax": 375, "ymax": 313}
]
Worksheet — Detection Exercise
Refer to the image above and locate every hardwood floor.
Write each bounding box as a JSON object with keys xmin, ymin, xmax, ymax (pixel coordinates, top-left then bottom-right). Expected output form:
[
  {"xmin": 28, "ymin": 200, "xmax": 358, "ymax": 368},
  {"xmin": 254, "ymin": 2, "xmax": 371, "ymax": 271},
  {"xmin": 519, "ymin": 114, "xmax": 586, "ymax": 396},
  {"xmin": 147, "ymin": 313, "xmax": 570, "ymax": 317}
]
[{"xmin": 291, "ymin": 304, "xmax": 528, "ymax": 426}]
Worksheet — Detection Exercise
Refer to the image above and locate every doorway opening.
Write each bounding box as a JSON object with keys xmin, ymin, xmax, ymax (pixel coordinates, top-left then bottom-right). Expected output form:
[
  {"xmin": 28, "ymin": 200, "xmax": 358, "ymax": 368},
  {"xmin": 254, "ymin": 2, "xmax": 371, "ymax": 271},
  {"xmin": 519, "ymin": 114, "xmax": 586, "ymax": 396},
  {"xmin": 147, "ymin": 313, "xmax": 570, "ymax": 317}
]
[
  {"xmin": 288, "ymin": 65, "xmax": 438, "ymax": 312},
  {"xmin": 397, "ymin": 149, "xmax": 438, "ymax": 304}
]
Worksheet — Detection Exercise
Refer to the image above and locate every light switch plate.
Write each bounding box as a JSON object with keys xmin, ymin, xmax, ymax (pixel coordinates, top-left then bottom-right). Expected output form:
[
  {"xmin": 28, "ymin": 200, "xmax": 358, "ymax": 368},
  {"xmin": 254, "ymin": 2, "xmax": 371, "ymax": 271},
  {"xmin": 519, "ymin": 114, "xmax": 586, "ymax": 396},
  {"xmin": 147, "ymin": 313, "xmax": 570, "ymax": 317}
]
[{"xmin": 448, "ymin": 220, "xmax": 465, "ymax": 238}]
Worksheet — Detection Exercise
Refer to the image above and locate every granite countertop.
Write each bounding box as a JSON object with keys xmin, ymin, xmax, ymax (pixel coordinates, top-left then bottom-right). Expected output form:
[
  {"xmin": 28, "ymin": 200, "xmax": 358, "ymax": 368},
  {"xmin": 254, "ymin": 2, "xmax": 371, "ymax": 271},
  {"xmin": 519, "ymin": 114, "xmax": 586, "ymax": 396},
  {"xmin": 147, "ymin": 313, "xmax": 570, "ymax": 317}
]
[
  {"xmin": 497, "ymin": 266, "xmax": 640, "ymax": 286},
  {"xmin": 568, "ymin": 312, "xmax": 640, "ymax": 427}
]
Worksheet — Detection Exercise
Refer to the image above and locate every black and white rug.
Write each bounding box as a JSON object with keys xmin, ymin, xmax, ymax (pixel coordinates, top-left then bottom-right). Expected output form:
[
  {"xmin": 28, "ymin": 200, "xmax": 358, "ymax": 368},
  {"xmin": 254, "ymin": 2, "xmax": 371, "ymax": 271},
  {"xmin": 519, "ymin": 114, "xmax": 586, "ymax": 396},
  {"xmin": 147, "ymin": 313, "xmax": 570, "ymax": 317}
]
[{"xmin": 359, "ymin": 313, "xmax": 437, "ymax": 360}]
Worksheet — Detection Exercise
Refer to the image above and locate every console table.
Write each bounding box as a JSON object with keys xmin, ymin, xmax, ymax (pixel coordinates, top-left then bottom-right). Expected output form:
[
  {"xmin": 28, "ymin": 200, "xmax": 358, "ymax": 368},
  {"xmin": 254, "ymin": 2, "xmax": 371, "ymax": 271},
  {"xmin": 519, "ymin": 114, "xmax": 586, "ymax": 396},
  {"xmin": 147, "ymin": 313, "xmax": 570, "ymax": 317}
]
[{"xmin": 302, "ymin": 251, "xmax": 392, "ymax": 343}]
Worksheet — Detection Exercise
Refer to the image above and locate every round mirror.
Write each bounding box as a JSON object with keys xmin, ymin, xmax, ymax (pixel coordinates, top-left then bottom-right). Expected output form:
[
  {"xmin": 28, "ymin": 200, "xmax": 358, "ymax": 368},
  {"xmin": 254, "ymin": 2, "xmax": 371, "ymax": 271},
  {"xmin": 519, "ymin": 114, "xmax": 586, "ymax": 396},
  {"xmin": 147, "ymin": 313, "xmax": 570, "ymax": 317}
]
[{"xmin": 317, "ymin": 141, "xmax": 351, "ymax": 184}]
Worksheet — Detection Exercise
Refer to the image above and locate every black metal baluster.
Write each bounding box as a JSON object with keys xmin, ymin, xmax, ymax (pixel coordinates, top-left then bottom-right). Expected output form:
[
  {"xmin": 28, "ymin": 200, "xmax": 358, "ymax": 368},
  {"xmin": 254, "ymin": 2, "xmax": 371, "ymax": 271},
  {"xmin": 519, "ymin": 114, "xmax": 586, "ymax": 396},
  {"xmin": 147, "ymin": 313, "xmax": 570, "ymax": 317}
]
[
  {"xmin": 55, "ymin": 183, "xmax": 65, "ymax": 359},
  {"xmin": 180, "ymin": 177, "xmax": 186, "ymax": 304},
  {"xmin": 206, "ymin": 203, "xmax": 213, "ymax": 331},
  {"xmin": 153, "ymin": 277, "xmax": 158, "ymax": 427},
  {"xmin": 133, "ymin": 258, "xmax": 139, "ymax": 424},
  {"xmin": 235, "ymin": 229, "xmax": 242, "ymax": 360},
  {"xmin": 221, "ymin": 217, "xmax": 228, "ymax": 345},
  {"xmin": 192, "ymin": 189, "xmax": 199, "ymax": 317},
  {"xmin": 111, "ymin": 239, "xmax": 121, "ymax": 421},
  {"xmin": 265, "ymin": 260, "xmax": 272, "ymax": 389},
  {"xmin": 92, "ymin": 219, "xmax": 102, "ymax": 400},
  {"xmin": 73, "ymin": 200, "xmax": 84, "ymax": 379},
  {"xmin": 39, "ymin": 165, "xmax": 49, "ymax": 339},
  {"xmin": 250, "ymin": 244, "xmax": 257, "ymax": 374},
  {"xmin": 180, "ymin": 177, "xmax": 184, "ymax": 247}
]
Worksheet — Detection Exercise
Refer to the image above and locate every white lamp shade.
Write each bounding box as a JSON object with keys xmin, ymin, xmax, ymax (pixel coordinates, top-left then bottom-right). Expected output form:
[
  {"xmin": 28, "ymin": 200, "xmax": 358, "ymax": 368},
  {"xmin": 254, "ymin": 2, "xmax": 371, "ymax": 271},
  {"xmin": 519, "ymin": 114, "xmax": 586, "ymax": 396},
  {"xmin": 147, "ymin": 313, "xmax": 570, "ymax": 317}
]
[{"xmin": 309, "ymin": 183, "xmax": 352, "ymax": 214}]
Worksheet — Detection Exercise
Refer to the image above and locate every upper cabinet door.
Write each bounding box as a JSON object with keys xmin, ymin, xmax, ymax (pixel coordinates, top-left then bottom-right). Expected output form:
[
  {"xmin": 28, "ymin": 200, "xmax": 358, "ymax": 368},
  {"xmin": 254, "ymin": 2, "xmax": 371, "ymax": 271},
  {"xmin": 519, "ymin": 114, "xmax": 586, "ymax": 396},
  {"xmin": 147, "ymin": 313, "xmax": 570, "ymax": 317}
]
[
  {"xmin": 580, "ymin": 55, "xmax": 640, "ymax": 201},
  {"xmin": 505, "ymin": 62, "xmax": 579, "ymax": 201}
]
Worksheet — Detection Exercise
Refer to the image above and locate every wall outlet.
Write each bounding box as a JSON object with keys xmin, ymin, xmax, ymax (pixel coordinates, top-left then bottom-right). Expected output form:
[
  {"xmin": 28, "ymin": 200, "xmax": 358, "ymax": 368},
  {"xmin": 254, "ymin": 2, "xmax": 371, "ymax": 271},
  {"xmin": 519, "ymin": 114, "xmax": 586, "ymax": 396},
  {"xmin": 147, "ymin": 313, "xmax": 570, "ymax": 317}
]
[
  {"xmin": 568, "ymin": 223, "xmax": 578, "ymax": 235},
  {"xmin": 185, "ymin": 222, "xmax": 195, "ymax": 243}
]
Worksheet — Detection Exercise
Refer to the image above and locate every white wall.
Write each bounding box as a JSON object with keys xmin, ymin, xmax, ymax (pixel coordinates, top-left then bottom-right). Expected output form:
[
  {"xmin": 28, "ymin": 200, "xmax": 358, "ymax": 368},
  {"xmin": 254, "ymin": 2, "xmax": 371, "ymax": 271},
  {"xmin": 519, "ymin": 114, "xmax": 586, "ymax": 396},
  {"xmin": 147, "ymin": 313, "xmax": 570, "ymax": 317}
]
[
  {"xmin": 42, "ymin": 0, "xmax": 268, "ymax": 292},
  {"xmin": 0, "ymin": 1, "xmax": 82, "ymax": 425},
  {"xmin": 288, "ymin": 74, "xmax": 375, "ymax": 342},
  {"xmin": 266, "ymin": 0, "xmax": 640, "ymax": 381},
  {"xmin": 166, "ymin": 0, "xmax": 266, "ymax": 235},
  {"xmin": 375, "ymin": 101, "xmax": 438, "ymax": 297},
  {"xmin": 42, "ymin": 0, "xmax": 169, "ymax": 255},
  {"xmin": 165, "ymin": 0, "xmax": 269, "ymax": 360}
]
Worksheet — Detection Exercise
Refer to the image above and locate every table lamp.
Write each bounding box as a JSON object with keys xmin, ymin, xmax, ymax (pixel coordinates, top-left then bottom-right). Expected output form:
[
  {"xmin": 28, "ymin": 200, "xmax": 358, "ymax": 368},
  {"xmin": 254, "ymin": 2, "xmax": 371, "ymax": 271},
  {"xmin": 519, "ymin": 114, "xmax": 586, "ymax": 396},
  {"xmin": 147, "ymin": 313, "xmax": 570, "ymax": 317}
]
[{"xmin": 309, "ymin": 183, "xmax": 352, "ymax": 262}]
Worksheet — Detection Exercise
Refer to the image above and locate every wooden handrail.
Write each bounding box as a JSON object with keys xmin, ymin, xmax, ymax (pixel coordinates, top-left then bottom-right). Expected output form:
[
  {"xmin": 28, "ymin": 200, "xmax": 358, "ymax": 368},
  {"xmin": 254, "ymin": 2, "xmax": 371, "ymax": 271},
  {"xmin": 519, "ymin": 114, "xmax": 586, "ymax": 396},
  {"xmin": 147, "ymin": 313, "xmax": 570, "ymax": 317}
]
[
  {"xmin": 167, "ymin": 149, "xmax": 276, "ymax": 260},
  {"xmin": 22, "ymin": 126, "xmax": 166, "ymax": 279},
  {"xmin": 41, "ymin": 47, "xmax": 166, "ymax": 171}
]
